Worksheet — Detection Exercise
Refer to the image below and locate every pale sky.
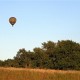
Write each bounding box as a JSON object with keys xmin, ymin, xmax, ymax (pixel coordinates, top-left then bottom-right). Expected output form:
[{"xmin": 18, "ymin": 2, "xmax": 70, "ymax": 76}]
[{"xmin": 0, "ymin": 0, "xmax": 80, "ymax": 60}]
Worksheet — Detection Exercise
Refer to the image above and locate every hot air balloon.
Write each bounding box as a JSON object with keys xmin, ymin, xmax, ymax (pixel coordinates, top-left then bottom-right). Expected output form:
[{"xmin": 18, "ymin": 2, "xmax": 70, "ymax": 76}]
[{"xmin": 9, "ymin": 17, "xmax": 16, "ymax": 26}]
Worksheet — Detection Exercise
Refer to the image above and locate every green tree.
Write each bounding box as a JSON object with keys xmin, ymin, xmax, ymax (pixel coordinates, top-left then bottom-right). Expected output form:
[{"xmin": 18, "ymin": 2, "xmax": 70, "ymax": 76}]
[
  {"xmin": 42, "ymin": 41, "xmax": 56, "ymax": 68},
  {"xmin": 53, "ymin": 40, "xmax": 80, "ymax": 70},
  {"xmin": 15, "ymin": 48, "xmax": 33, "ymax": 68},
  {"xmin": 32, "ymin": 47, "xmax": 49, "ymax": 68},
  {"xmin": 0, "ymin": 60, "xmax": 4, "ymax": 67}
]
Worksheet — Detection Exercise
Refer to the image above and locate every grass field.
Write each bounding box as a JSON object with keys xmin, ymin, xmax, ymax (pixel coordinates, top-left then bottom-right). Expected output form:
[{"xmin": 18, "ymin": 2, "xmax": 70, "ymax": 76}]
[{"xmin": 0, "ymin": 67, "xmax": 80, "ymax": 80}]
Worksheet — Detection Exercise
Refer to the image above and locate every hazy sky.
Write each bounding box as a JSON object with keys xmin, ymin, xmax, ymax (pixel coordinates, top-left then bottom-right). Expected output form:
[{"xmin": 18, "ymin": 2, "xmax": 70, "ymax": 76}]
[{"xmin": 0, "ymin": 0, "xmax": 80, "ymax": 60}]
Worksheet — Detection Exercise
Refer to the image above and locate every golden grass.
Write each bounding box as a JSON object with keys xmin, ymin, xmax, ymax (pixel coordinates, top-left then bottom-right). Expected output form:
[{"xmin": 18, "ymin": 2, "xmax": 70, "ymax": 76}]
[{"xmin": 0, "ymin": 67, "xmax": 80, "ymax": 80}]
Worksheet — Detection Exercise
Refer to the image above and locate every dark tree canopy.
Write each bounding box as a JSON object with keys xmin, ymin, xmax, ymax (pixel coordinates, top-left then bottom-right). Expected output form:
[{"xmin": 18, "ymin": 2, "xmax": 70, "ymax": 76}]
[{"xmin": 0, "ymin": 40, "xmax": 80, "ymax": 70}]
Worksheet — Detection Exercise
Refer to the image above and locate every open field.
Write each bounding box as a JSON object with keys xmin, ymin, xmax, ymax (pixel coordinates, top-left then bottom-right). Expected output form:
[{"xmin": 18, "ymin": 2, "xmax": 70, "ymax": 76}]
[{"xmin": 0, "ymin": 67, "xmax": 80, "ymax": 80}]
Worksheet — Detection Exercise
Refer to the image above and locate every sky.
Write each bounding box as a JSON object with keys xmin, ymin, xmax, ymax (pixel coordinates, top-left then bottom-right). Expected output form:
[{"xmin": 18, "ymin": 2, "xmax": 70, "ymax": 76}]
[{"xmin": 0, "ymin": 0, "xmax": 80, "ymax": 60}]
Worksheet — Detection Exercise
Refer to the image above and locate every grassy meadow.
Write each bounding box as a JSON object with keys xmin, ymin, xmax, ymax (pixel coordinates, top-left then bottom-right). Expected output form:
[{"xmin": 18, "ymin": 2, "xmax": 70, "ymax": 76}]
[{"xmin": 0, "ymin": 67, "xmax": 80, "ymax": 80}]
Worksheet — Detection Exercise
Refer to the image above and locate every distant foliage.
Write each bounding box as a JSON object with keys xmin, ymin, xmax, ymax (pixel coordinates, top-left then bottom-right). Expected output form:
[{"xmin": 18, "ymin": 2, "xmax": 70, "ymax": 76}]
[{"xmin": 0, "ymin": 40, "xmax": 80, "ymax": 70}]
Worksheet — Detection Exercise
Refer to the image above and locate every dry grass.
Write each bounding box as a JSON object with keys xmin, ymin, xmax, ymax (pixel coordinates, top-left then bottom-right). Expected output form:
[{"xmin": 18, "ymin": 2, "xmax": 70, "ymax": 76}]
[{"xmin": 0, "ymin": 67, "xmax": 80, "ymax": 80}]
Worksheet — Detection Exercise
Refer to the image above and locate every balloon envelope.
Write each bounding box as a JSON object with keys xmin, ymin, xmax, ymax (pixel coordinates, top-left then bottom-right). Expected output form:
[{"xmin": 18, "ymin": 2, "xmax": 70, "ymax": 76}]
[{"xmin": 9, "ymin": 17, "xmax": 16, "ymax": 26}]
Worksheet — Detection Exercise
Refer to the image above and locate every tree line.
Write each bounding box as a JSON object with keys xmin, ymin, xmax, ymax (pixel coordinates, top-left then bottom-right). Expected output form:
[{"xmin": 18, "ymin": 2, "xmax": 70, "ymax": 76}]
[{"xmin": 0, "ymin": 40, "xmax": 80, "ymax": 70}]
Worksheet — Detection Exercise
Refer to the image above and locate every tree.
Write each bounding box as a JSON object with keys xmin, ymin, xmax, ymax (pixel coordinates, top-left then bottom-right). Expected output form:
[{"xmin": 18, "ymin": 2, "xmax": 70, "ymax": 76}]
[
  {"xmin": 0, "ymin": 40, "xmax": 80, "ymax": 70},
  {"xmin": 3, "ymin": 59, "xmax": 14, "ymax": 67},
  {"xmin": 15, "ymin": 48, "xmax": 33, "ymax": 68},
  {"xmin": 0, "ymin": 60, "xmax": 3, "ymax": 67},
  {"xmin": 53, "ymin": 40, "xmax": 80, "ymax": 70},
  {"xmin": 33, "ymin": 47, "xmax": 53, "ymax": 68}
]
